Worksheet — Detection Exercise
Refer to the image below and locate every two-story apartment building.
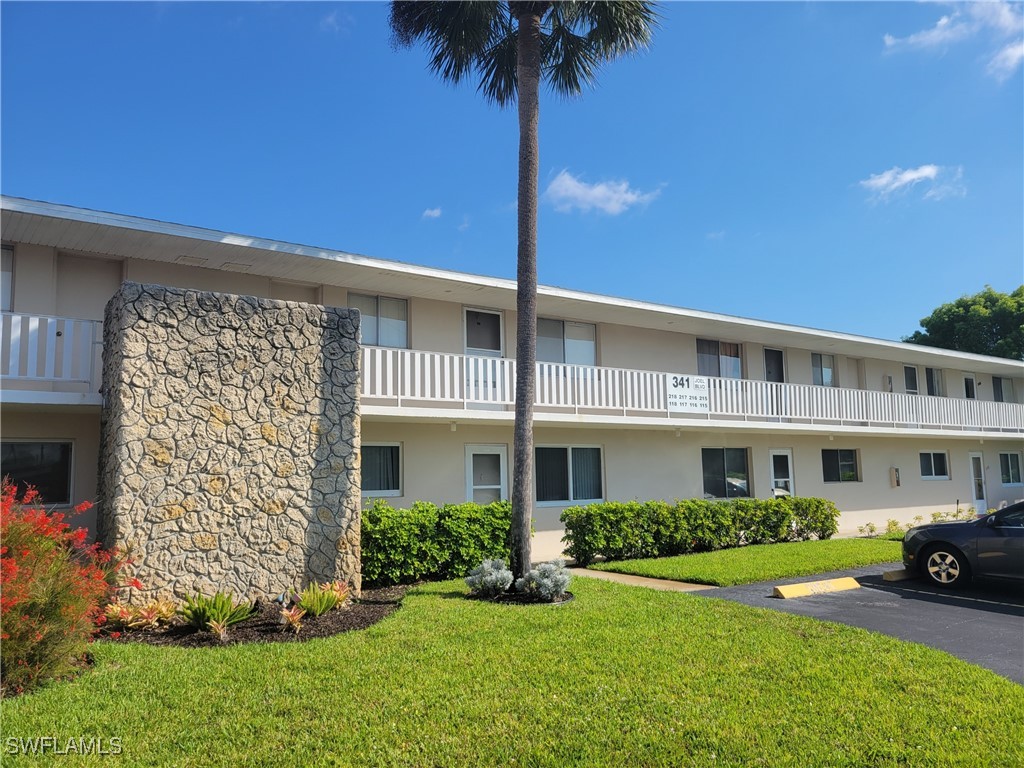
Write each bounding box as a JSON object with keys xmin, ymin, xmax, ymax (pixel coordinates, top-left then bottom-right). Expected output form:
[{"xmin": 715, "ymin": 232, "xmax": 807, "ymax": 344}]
[{"xmin": 2, "ymin": 196, "xmax": 1023, "ymax": 554}]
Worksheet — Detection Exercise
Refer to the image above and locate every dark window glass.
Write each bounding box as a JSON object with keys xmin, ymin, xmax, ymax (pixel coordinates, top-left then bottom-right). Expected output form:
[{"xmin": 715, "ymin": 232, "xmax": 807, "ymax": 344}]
[
  {"xmin": 362, "ymin": 445, "xmax": 400, "ymax": 493},
  {"xmin": 822, "ymin": 449, "xmax": 858, "ymax": 483},
  {"xmin": 993, "ymin": 377, "xmax": 1005, "ymax": 403},
  {"xmin": 701, "ymin": 448, "xmax": 726, "ymax": 498},
  {"xmin": 701, "ymin": 448, "xmax": 750, "ymax": 498},
  {"xmin": 571, "ymin": 447, "xmax": 602, "ymax": 501},
  {"xmin": 933, "ymin": 453, "xmax": 948, "ymax": 477},
  {"xmin": 0, "ymin": 442, "xmax": 72, "ymax": 504},
  {"xmin": 466, "ymin": 310, "xmax": 502, "ymax": 352},
  {"xmin": 536, "ymin": 447, "xmax": 569, "ymax": 502},
  {"xmin": 904, "ymin": 366, "xmax": 918, "ymax": 394},
  {"xmin": 919, "ymin": 453, "xmax": 932, "ymax": 477}
]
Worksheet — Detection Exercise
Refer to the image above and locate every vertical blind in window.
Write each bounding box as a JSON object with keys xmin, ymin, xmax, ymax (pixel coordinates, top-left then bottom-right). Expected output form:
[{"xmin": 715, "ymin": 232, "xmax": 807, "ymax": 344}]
[
  {"xmin": 362, "ymin": 445, "xmax": 400, "ymax": 493},
  {"xmin": 812, "ymin": 354, "xmax": 835, "ymax": 387},
  {"xmin": 571, "ymin": 447, "xmax": 602, "ymax": 501},
  {"xmin": 350, "ymin": 294, "xmax": 408, "ymax": 348},
  {"xmin": 535, "ymin": 447, "xmax": 603, "ymax": 502},
  {"xmin": 536, "ymin": 447, "xmax": 569, "ymax": 502},
  {"xmin": 822, "ymin": 449, "xmax": 859, "ymax": 482}
]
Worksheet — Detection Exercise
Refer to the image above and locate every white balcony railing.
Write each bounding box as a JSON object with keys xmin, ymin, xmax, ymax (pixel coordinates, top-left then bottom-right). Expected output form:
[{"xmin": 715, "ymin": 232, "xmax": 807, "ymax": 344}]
[
  {"xmin": 361, "ymin": 347, "xmax": 1024, "ymax": 434},
  {"xmin": 1, "ymin": 312, "xmax": 100, "ymax": 384}
]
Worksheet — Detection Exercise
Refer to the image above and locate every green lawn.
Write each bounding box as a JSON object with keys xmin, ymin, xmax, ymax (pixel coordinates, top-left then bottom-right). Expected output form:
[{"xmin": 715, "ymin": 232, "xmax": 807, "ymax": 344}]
[
  {"xmin": 589, "ymin": 538, "xmax": 903, "ymax": 586},
  {"xmin": 4, "ymin": 579, "xmax": 1022, "ymax": 767}
]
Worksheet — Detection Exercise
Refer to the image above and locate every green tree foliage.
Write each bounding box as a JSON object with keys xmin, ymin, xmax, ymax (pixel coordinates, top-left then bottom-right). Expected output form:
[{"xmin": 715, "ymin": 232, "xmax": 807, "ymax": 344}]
[{"xmin": 904, "ymin": 286, "xmax": 1024, "ymax": 360}]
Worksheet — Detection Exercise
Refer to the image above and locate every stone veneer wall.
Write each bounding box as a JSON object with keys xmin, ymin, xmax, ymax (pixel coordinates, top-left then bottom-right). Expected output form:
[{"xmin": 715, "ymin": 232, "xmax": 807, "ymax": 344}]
[{"xmin": 98, "ymin": 283, "xmax": 361, "ymax": 601}]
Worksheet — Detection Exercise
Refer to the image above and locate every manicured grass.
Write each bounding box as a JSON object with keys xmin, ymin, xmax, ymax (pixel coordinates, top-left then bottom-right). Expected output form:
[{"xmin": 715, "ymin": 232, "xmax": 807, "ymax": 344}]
[
  {"xmin": 4, "ymin": 579, "xmax": 1023, "ymax": 767},
  {"xmin": 589, "ymin": 538, "xmax": 902, "ymax": 586}
]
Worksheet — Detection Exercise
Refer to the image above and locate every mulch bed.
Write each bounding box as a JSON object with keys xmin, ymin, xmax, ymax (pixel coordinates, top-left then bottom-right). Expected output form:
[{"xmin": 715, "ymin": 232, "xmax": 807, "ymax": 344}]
[
  {"xmin": 473, "ymin": 590, "xmax": 575, "ymax": 606},
  {"xmin": 100, "ymin": 585, "xmax": 409, "ymax": 648}
]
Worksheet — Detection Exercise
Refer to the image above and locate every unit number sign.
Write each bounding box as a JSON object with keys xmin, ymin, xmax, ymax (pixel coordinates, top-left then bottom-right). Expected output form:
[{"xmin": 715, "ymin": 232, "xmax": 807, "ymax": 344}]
[{"xmin": 666, "ymin": 374, "xmax": 710, "ymax": 413}]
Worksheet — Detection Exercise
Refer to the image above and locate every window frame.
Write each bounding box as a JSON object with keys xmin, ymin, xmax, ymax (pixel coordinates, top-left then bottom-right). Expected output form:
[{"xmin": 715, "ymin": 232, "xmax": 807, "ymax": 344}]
[
  {"xmin": 919, "ymin": 451, "xmax": 950, "ymax": 481},
  {"xmin": 811, "ymin": 353, "xmax": 837, "ymax": 387},
  {"xmin": 696, "ymin": 338, "xmax": 743, "ymax": 380},
  {"xmin": 821, "ymin": 448, "xmax": 860, "ymax": 483},
  {"xmin": 464, "ymin": 307, "xmax": 504, "ymax": 357},
  {"xmin": 925, "ymin": 367, "xmax": 944, "ymax": 397},
  {"xmin": 999, "ymin": 452, "xmax": 1023, "ymax": 486},
  {"xmin": 701, "ymin": 446, "xmax": 752, "ymax": 499},
  {"xmin": 534, "ymin": 444, "xmax": 604, "ymax": 506},
  {"xmin": 904, "ymin": 365, "xmax": 919, "ymax": 395},
  {"xmin": 360, "ymin": 442, "xmax": 403, "ymax": 498},
  {"xmin": 1, "ymin": 244, "xmax": 12, "ymax": 313},
  {"xmin": 536, "ymin": 317, "xmax": 598, "ymax": 366},
  {"xmin": 349, "ymin": 293, "xmax": 409, "ymax": 349},
  {"xmin": 0, "ymin": 439, "xmax": 75, "ymax": 506}
]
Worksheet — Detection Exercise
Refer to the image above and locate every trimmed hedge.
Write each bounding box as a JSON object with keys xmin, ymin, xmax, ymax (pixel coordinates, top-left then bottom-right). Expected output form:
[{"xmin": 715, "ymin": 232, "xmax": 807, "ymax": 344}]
[
  {"xmin": 561, "ymin": 496, "xmax": 840, "ymax": 566},
  {"xmin": 361, "ymin": 500, "xmax": 511, "ymax": 587}
]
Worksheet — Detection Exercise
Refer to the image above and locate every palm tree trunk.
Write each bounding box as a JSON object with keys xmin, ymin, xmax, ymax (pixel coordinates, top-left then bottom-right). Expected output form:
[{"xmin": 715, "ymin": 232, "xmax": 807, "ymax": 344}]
[{"xmin": 510, "ymin": 5, "xmax": 543, "ymax": 582}]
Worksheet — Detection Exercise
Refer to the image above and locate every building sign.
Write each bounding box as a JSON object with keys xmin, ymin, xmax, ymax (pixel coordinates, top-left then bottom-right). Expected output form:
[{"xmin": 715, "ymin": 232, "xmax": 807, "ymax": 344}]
[{"xmin": 666, "ymin": 374, "xmax": 710, "ymax": 413}]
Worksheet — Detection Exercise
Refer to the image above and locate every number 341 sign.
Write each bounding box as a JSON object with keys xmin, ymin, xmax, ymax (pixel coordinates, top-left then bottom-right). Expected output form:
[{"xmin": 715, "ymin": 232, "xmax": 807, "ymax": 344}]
[{"xmin": 666, "ymin": 374, "xmax": 710, "ymax": 413}]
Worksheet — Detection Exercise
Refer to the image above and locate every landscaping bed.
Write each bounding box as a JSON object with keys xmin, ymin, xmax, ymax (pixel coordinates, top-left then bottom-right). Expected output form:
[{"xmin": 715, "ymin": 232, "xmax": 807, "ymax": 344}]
[
  {"xmin": 101, "ymin": 586, "xmax": 408, "ymax": 648},
  {"xmin": 590, "ymin": 538, "xmax": 902, "ymax": 586}
]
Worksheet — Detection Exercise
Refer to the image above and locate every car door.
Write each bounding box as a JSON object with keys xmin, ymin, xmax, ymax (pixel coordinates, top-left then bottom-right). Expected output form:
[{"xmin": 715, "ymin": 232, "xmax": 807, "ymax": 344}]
[{"xmin": 974, "ymin": 508, "xmax": 1024, "ymax": 581}]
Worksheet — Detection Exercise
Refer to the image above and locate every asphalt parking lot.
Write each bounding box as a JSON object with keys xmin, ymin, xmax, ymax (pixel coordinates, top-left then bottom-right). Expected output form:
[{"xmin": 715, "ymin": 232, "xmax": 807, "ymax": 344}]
[{"xmin": 698, "ymin": 562, "xmax": 1024, "ymax": 684}]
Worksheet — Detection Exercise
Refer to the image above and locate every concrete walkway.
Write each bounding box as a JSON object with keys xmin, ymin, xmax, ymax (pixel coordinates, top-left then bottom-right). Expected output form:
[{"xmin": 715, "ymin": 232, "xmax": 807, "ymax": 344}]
[{"xmin": 569, "ymin": 567, "xmax": 715, "ymax": 593}]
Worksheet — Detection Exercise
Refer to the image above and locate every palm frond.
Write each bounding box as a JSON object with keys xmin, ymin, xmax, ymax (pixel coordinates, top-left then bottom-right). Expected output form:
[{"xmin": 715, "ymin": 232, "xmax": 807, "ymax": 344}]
[
  {"xmin": 390, "ymin": 1, "xmax": 505, "ymax": 85},
  {"xmin": 477, "ymin": 12, "xmax": 520, "ymax": 106}
]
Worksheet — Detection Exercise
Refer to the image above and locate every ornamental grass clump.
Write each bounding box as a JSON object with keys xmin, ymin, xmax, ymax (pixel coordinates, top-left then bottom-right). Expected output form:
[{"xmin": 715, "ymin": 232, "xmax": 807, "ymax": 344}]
[
  {"xmin": 465, "ymin": 559, "xmax": 514, "ymax": 598},
  {"xmin": 178, "ymin": 592, "xmax": 256, "ymax": 636},
  {"xmin": 0, "ymin": 481, "xmax": 127, "ymax": 696},
  {"xmin": 297, "ymin": 583, "xmax": 340, "ymax": 617},
  {"xmin": 514, "ymin": 560, "xmax": 571, "ymax": 602}
]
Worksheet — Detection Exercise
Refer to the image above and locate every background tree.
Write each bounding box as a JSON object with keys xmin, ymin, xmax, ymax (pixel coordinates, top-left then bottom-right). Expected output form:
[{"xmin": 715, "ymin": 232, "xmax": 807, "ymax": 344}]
[
  {"xmin": 390, "ymin": 1, "xmax": 657, "ymax": 581},
  {"xmin": 904, "ymin": 286, "xmax": 1024, "ymax": 361}
]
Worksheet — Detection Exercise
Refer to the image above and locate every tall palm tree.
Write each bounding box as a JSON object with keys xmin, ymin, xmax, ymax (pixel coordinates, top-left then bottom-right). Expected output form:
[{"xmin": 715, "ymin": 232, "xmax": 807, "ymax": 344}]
[{"xmin": 390, "ymin": 1, "xmax": 657, "ymax": 581}]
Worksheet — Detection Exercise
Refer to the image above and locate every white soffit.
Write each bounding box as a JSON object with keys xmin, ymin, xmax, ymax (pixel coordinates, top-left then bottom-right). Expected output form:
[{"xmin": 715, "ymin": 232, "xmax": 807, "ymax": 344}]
[{"xmin": 2, "ymin": 195, "xmax": 1022, "ymax": 376}]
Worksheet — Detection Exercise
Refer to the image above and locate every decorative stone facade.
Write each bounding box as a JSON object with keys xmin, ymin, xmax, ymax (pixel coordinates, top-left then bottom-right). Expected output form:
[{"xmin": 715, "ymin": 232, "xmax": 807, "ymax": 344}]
[{"xmin": 98, "ymin": 283, "xmax": 361, "ymax": 601}]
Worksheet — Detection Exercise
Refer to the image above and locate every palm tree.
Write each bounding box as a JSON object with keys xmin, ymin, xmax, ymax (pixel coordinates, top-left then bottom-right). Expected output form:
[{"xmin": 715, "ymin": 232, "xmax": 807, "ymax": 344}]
[{"xmin": 390, "ymin": 1, "xmax": 657, "ymax": 581}]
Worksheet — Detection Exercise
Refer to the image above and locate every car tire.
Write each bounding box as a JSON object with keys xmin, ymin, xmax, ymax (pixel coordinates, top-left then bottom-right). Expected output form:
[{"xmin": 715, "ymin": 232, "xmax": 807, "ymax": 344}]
[{"xmin": 921, "ymin": 544, "xmax": 971, "ymax": 588}]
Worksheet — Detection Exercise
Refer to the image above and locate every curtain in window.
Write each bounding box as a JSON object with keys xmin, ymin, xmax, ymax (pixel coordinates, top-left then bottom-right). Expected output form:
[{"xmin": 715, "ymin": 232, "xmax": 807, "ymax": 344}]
[
  {"xmin": 537, "ymin": 318, "xmax": 565, "ymax": 363},
  {"xmin": 697, "ymin": 339, "xmax": 720, "ymax": 377},
  {"xmin": 378, "ymin": 297, "xmax": 408, "ymax": 348},
  {"xmin": 362, "ymin": 445, "xmax": 399, "ymax": 492},
  {"xmin": 571, "ymin": 447, "xmax": 602, "ymax": 501},
  {"xmin": 536, "ymin": 447, "xmax": 569, "ymax": 502},
  {"xmin": 349, "ymin": 294, "xmax": 378, "ymax": 346},
  {"xmin": 719, "ymin": 343, "xmax": 742, "ymax": 380},
  {"xmin": 813, "ymin": 354, "xmax": 835, "ymax": 387},
  {"xmin": 564, "ymin": 322, "xmax": 596, "ymax": 366}
]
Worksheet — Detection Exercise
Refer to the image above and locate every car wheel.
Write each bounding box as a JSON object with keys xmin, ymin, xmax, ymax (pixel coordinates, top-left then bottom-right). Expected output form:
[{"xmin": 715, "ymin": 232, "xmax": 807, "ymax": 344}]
[{"xmin": 922, "ymin": 545, "xmax": 971, "ymax": 588}]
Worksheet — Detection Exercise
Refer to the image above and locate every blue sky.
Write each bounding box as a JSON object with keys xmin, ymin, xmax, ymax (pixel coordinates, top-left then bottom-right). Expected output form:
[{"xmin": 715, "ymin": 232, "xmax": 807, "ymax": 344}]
[{"xmin": 2, "ymin": 2, "xmax": 1022, "ymax": 341}]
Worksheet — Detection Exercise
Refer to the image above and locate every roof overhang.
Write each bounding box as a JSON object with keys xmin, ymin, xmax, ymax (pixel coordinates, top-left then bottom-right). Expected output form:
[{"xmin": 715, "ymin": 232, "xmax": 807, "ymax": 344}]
[{"xmin": 3, "ymin": 195, "xmax": 1022, "ymax": 377}]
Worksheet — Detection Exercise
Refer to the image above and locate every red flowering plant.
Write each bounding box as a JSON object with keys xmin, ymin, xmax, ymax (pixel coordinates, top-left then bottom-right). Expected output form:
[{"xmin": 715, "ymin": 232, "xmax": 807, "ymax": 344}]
[{"xmin": 0, "ymin": 479, "xmax": 131, "ymax": 696}]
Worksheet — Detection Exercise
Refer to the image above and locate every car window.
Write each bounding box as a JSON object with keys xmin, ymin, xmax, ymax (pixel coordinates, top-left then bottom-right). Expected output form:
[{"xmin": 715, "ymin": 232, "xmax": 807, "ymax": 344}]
[{"xmin": 994, "ymin": 510, "xmax": 1024, "ymax": 527}]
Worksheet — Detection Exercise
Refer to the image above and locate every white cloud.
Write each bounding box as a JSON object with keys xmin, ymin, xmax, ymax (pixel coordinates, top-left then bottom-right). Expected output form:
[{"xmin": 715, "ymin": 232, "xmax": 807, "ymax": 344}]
[
  {"xmin": 883, "ymin": 1, "xmax": 1024, "ymax": 81},
  {"xmin": 988, "ymin": 39, "xmax": 1024, "ymax": 80},
  {"xmin": 859, "ymin": 164, "xmax": 966, "ymax": 202},
  {"xmin": 422, "ymin": 207, "xmax": 442, "ymax": 219},
  {"xmin": 320, "ymin": 10, "xmax": 353, "ymax": 34},
  {"xmin": 458, "ymin": 215, "xmax": 470, "ymax": 232},
  {"xmin": 705, "ymin": 231, "xmax": 725, "ymax": 241},
  {"xmin": 543, "ymin": 170, "xmax": 660, "ymax": 215}
]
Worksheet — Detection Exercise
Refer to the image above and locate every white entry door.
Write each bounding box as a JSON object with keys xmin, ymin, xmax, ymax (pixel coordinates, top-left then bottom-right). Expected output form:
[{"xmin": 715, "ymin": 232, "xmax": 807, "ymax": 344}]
[
  {"xmin": 969, "ymin": 452, "xmax": 987, "ymax": 514},
  {"xmin": 769, "ymin": 449, "xmax": 795, "ymax": 497},
  {"xmin": 466, "ymin": 445, "xmax": 508, "ymax": 504}
]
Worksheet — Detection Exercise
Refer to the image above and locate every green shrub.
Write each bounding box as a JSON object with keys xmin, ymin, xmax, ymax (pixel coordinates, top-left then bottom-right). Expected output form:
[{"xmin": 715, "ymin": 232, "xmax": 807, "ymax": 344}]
[
  {"xmin": 561, "ymin": 496, "xmax": 841, "ymax": 565},
  {"xmin": 361, "ymin": 499, "xmax": 512, "ymax": 587},
  {"xmin": 178, "ymin": 592, "xmax": 256, "ymax": 632},
  {"xmin": 297, "ymin": 584, "xmax": 339, "ymax": 617}
]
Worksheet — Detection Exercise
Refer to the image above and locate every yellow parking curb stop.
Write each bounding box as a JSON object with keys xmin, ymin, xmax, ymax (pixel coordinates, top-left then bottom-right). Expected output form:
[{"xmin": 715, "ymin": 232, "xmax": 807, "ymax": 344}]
[{"xmin": 773, "ymin": 577, "xmax": 861, "ymax": 599}]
